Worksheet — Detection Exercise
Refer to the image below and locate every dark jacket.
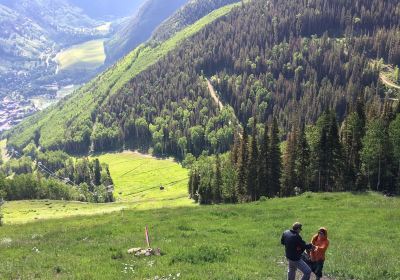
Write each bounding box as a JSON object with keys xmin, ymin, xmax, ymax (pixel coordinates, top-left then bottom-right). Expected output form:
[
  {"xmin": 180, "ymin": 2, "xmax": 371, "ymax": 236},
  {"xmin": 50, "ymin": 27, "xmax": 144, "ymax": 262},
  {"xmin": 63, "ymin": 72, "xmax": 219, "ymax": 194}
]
[{"xmin": 281, "ymin": 229, "xmax": 313, "ymax": 261}]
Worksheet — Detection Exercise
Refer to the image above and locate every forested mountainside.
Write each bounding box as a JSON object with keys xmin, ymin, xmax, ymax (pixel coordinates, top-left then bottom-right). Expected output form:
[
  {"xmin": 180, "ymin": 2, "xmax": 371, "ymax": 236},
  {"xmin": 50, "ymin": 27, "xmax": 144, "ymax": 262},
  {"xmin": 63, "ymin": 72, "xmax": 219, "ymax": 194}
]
[
  {"xmin": 0, "ymin": 4, "xmax": 50, "ymax": 63},
  {"xmin": 151, "ymin": 0, "xmax": 240, "ymax": 43},
  {"xmin": 4, "ymin": 3, "xmax": 240, "ymax": 153},
  {"xmin": 0, "ymin": 0, "xmax": 98, "ymax": 43},
  {"xmin": 0, "ymin": 0, "xmax": 108, "ymax": 97},
  {"xmin": 105, "ymin": 0, "xmax": 188, "ymax": 64},
  {"xmin": 5, "ymin": 0, "xmax": 400, "ymax": 161}
]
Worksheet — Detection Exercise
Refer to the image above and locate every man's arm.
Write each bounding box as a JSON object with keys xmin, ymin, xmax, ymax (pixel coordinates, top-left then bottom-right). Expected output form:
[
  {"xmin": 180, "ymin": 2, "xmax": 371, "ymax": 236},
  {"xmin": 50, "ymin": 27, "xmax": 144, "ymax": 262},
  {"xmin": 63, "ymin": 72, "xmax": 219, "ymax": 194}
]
[
  {"xmin": 281, "ymin": 232, "xmax": 285, "ymax": 245},
  {"xmin": 298, "ymin": 235, "xmax": 313, "ymax": 250}
]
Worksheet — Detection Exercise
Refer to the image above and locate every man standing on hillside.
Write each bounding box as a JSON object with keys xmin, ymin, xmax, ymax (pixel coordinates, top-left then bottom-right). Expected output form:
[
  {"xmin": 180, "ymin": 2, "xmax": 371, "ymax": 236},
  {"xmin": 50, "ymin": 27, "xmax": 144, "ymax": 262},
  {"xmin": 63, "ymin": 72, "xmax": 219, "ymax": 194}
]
[{"xmin": 281, "ymin": 222, "xmax": 314, "ymax": 280}]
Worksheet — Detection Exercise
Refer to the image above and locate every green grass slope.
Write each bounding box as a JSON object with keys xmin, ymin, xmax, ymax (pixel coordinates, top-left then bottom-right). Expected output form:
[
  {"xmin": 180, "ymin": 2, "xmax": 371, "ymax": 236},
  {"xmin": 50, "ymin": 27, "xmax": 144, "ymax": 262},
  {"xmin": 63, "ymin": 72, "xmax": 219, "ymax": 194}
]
[
  {"xmin": 5, "ymin": 2, "xmax": 241, "ymax": 151},
  {"xmin": 97, "ymin": 152, "xmax": 190, "ymax": 204},
  {"xmin": 2, "ymin": 152, "xmax": 192, "ymax": 224},
  {"xmin": 0, "ymin": 192, "xmax": 399, "ymax": 279}
]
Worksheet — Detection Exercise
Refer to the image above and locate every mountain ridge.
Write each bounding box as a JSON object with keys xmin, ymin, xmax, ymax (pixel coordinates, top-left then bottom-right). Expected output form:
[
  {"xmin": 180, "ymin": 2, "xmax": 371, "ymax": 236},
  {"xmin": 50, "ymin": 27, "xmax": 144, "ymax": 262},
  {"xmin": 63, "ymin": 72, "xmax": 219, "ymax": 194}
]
[{"xmin": 104, "ymin": 0, "xmax": 188, "ymax": 64}]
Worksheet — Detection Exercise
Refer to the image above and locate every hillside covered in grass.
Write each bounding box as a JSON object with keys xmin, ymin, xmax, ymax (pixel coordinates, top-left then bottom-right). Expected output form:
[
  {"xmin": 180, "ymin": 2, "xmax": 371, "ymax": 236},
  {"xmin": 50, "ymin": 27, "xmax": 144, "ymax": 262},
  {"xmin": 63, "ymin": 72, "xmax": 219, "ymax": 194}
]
[{"xmin": 0, "ymin": 192, "xmax": 399, "ymax": 279}]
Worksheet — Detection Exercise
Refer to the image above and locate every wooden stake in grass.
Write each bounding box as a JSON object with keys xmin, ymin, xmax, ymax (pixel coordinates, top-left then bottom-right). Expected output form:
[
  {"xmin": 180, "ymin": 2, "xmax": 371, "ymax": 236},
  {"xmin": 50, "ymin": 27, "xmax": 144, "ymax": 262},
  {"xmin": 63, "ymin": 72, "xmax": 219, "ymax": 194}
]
[{"xmin": 145, "ymin": 226, "xmax": 151, "ymax": 248}]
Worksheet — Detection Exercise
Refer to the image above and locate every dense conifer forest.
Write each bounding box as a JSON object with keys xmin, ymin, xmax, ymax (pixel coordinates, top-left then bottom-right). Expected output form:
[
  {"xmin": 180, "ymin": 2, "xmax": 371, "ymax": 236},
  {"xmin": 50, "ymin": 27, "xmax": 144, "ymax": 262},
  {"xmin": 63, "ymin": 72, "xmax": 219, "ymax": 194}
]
[
  {"xmin": 188, "ymin": 101, "xmax": 400, "ymax": 204},
  {"xmin": 3, "ymin": 0, "xmax": 400, "ymax": 202},
  {"xmin": 91, "ymin": 0, "xmax": 400, "ymax": 157}
]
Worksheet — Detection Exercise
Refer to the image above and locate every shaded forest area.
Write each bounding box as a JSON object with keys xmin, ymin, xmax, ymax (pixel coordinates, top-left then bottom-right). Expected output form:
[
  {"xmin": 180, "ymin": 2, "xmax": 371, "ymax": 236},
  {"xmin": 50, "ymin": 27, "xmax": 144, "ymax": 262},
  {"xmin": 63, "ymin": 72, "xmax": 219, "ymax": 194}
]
[{"xmin": 189, "ymin": 101, "xmax": 400, "ymax": 204}]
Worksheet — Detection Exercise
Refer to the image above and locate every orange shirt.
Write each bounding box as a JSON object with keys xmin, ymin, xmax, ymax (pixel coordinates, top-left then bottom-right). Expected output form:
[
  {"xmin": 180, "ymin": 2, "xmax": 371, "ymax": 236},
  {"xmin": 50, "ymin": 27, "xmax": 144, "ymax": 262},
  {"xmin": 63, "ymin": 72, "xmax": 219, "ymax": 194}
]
[{"xmin": 310, "ymin": 228, "xmax": 329, "ymax": 262}]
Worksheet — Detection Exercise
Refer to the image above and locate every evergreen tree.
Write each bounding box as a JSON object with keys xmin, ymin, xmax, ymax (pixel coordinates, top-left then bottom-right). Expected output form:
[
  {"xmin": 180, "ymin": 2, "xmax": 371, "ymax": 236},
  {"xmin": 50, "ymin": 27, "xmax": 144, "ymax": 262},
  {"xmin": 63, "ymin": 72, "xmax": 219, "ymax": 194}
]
[
  {"xmin": 247, "ymin": 118, "xmax": 259, "ymax": 201},
  {"xmin": 213, "ymin": 154, "xmax": 223, "ymax": 203},
  {"xmin": 295, "ymin": 125, "xmax": 310, "ymax": 192},
  {"xmin": 269, "ymin": 118, "xmax": 282, "ymax": 197},
  {"xmin": 341, "ymin": 111, "xmax": 364, "ymax": 191},
  {"xmin": 236, "ymin": 129, "xmax": 249, "ymax": 201},
  {"xmin": 231, "ymin": 133, "xmax": 241, "ymax": 165},
  {"xmin": 282, "ymin": 130, "xmax": 297, "ymax": 196},
  {"xmin": 259, "ymin": 122, "xmax": 270, "ymax": 197},
  {"xmin": 326, "ymin": 112, "xmax": 344, "ymax": 191},
  {"xmin": 313, "ymin": 112, "xmax": 343, "ymax": 192},
  {"xmin": 389, "ymin": 114, "xmax": 400, "ymax": 194},
  {"xmin": 93, "ymin": 158, "xmax": 101, "ymax": 186}
]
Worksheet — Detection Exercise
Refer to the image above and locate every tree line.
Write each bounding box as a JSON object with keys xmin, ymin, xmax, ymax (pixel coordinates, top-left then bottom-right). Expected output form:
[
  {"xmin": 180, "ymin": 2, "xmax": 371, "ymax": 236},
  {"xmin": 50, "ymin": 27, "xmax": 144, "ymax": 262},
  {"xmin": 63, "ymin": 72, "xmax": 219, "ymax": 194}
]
[
  {"xmin": 0, "ymin": 147, "xmax": 114, "ymax": 203},
  {"xmin": 189, "ymin": 100, "xmax": 400, "ymax": 204}
]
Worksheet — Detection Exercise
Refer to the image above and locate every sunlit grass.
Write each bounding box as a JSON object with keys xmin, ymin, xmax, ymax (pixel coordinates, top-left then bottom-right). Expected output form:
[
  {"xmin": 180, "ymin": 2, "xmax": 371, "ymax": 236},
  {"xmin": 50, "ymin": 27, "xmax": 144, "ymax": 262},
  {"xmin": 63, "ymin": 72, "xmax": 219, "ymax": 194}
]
[
  {"xmin": 3, "ymin": 152, "xmax": 192, "ymax": 225},
  {"xmin": 2, "ymin": 200, "xmax": 126, "ymax": 225},
  {"xmin": 0, "ymin": 192, "xmax": 399, "ymax": 279},
  {"xmin": 55, "ymin": 39, "xmax": 106, "ymax": 71}
]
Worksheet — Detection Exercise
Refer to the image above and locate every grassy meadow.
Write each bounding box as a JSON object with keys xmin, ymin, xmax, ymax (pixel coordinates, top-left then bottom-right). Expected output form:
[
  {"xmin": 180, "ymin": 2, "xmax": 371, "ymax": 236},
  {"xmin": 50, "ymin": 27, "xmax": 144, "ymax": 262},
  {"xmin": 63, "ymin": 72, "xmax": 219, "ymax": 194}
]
[
  {"xmin": 0, "ymin": 192, "xmax": 399, "ymax": 279},
  {"xmin": 55, "ymin": 39, "xmax": 106, "ymax": 71},
  {"xmin": 97, "ymin": 152, "xmax": 191, "ymax": 208},
  {"xmin": 2, "ymin": 152, "xmax": 192, "ymax": 224}
]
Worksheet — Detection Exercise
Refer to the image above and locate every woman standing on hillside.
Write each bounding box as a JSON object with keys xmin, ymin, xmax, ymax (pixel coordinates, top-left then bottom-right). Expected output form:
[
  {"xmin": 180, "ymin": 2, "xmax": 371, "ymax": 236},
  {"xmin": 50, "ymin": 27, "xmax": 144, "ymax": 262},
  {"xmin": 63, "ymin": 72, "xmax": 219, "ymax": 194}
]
[{"xmin": 310, "ymin": 227, "xmax": 330, "ymax": 280}]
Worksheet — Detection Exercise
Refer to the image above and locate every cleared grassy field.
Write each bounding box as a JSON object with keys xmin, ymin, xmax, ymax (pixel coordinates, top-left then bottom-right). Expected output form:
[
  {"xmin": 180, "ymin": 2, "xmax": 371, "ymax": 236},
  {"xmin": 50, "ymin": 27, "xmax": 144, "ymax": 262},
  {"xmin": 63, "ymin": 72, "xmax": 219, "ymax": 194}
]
[
  {"xmin": 97, "ymin": 152, "xmax": 190, "ymax": 204},
  {"xmin": 55, "ymin": 39, "xmax": 106, "ymax": 71},
  {"xmin": 2, "ymin": 200, "xmax": 126, "ymax": 225},
  {"xmin": 0, "ymin": 192, "xmax": 399, "ymax": 279},
  {"xmin": 2, "ymin": 152, "xmax": 192, "ymax": 224}
]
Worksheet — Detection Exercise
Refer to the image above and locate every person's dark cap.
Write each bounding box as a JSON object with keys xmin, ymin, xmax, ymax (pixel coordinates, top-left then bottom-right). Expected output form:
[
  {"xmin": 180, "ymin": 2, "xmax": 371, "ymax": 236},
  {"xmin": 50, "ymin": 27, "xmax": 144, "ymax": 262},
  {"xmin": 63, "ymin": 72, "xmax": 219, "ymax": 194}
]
[{"xmin": 292, "ymin": 222, "xmax": 302, "ymax": 231}]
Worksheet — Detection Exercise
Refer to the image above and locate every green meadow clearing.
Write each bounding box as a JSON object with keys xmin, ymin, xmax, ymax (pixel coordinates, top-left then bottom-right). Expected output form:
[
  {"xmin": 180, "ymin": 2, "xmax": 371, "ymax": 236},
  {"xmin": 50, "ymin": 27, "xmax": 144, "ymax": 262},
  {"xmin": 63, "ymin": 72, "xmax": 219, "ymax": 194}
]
[
  {"xmin": 55, "ymin": 39, "xmax": 106, "ymax": 71},
  {"xmin": 0, "ymin": 192, "xmax": 399, "ymax": 279},
  {"xmin": 2, "ymin": 152, "xmax": 192, "ymax": 224}
]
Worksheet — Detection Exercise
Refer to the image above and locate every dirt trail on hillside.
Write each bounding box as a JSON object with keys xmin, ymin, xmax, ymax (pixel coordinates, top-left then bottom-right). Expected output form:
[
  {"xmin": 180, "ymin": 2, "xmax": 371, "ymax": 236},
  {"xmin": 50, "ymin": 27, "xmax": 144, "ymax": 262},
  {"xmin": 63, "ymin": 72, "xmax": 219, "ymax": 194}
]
[
  {"xmin": 206, "ymin": 78, "xmax": 224, "ymax": 110},
  {"xmin": 205, "ymin": 78, "xmax": 243, "ymax": 137},
  {"xmin": 380, "ymin": 73, "xmax": 400, "ymax": 90}
]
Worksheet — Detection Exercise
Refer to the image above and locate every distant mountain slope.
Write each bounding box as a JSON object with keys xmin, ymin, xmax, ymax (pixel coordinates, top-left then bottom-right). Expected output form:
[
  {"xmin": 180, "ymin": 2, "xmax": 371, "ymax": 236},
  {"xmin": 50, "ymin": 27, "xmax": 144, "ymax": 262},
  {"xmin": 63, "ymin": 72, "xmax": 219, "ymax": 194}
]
[
  {"xmin": 5, "ymin": 0, "xmax": 400, "ymax": 160},
  {"xmin": 104, "ymin": 0, "xmax": 188, "ymax": 64},
  {"xmin": 5, "ymin": 3, "xmax": 241, "ymax": 154},
  {"xmin": 151, "ymin": 0, "xmax": 240, "ymax": 42},
  {"xmin": 0, "ymin": 0, "xmax": 98, "ymax": 44},
  {"xmin": 0, "ymin": 0, "xmax": 112, "ymax": 97},
  {"xmin": 0, "ymin": 3, "xmax": 56, "ymax": 97},
  {"xmin": 0, "ymin": 4, "xmax": 50, "ymax": 59},
  {"xmin": 68, "ymin": 0, "xmax": 145, "ymax": 20}
]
